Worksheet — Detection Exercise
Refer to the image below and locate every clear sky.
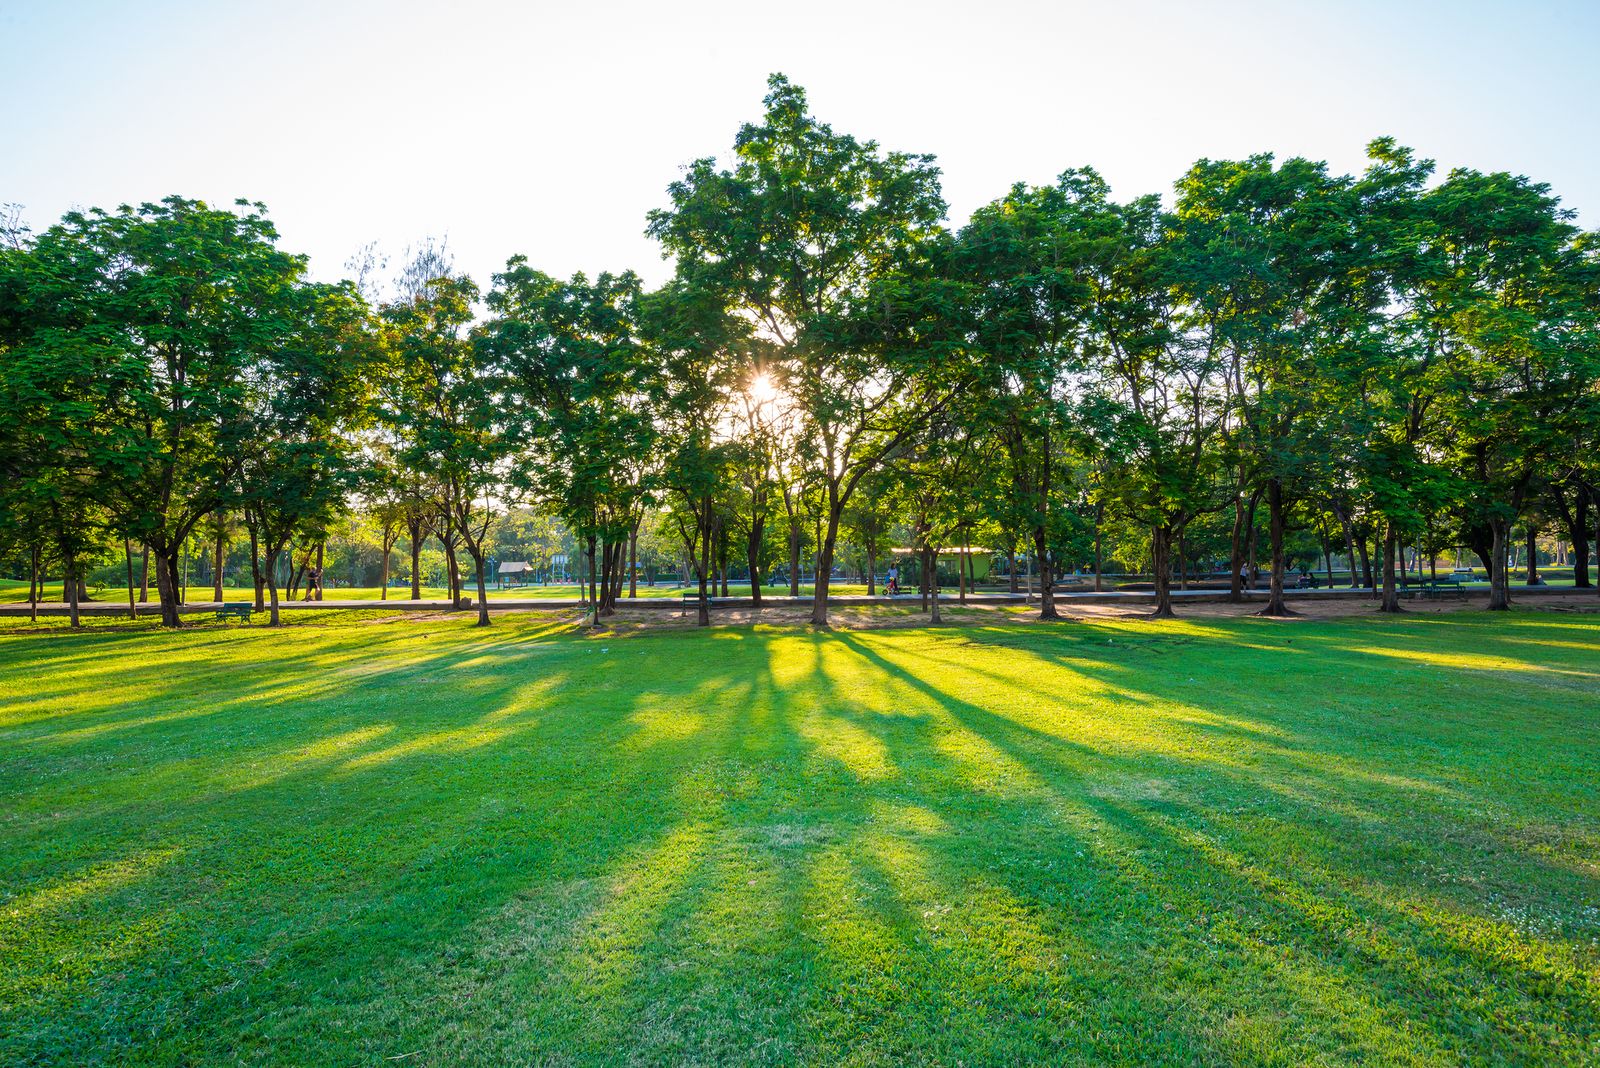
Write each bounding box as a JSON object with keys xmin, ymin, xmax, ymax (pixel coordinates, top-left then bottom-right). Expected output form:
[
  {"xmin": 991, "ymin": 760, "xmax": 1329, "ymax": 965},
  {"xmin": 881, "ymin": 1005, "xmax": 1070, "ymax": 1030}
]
[{"xmin": 5, "ymin": 0, "xmax": 1597, "ymax": 290}]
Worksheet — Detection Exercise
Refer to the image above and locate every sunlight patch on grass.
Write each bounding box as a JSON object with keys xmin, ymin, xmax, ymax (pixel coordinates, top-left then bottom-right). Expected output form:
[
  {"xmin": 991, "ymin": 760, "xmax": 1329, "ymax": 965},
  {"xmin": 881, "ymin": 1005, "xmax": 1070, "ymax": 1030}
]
[{"xmin": 2, "ymin": 847, "xmax": 179, "ymax": 925}]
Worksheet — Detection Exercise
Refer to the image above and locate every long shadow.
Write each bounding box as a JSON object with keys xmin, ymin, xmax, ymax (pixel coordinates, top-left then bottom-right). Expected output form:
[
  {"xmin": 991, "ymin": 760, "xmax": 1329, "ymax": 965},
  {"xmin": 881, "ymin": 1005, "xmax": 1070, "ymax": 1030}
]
[
  {"xmin": 814, "ymin": 625, "xmax": 1600, "ymax": 1062},
  {"xmin": 5, "ymin": 611, "xmax": 1598, "ymax": 1063},
  {"xmin": 1, "ymin": 616, "xmax": 780, "ymax": 1063}
]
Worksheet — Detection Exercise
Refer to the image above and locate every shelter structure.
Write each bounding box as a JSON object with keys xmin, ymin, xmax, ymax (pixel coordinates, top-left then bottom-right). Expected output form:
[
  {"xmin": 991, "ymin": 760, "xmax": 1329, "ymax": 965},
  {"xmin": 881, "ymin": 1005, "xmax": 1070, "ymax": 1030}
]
[{"xmin": 497, "ymin": 561, "xmax": 532, "ymax": 590}]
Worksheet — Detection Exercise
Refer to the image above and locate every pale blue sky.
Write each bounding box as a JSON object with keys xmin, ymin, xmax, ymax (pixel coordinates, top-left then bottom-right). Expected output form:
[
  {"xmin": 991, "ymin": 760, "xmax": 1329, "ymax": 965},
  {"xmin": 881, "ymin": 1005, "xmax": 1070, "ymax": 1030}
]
[{"xmin": 4, "ymin": 0, "xmax": 1597, "ymax": 289}]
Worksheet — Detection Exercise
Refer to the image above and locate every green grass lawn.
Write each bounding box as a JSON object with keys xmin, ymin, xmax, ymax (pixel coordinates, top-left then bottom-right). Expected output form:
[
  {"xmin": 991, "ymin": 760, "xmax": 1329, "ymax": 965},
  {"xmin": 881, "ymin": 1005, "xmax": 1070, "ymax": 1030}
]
[{"xmin": 2, "ymin": 609, "xmax": 1598, "ymax": 1064}]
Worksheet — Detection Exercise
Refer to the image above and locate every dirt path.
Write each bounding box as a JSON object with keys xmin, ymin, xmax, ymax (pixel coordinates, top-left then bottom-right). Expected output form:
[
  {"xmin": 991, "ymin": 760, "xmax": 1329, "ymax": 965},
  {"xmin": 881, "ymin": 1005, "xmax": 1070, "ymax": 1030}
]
[{"xmin": 423, "ymin": 590, "xmax": 1600, "ymax": 635}]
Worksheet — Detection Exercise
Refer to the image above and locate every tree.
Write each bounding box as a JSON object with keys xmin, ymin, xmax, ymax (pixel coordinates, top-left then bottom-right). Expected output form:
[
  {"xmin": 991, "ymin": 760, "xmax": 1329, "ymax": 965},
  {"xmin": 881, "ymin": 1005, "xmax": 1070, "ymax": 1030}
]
[
  {"xmin": 1427, "ymin": 169, "xmax": 1598, "ymax": 610},
  {"xmin": 484, "ymin": 261, "xmax": 653, "ymax": 627},
  {"xmin": 381, "ymin": 274, "xmax": 515, "ymax": 626},
  {"xmin": 1082, "ymin": 195, "xmax": 1229, "ymax": 618},
  {"xmin": 648, "ymin": 74, "xmax": 961, "ymax": 626},
  {"xmin": 16, "ymin": 197, "xmax": 319, "ymax": 626},
  {"xmin": 957, "ymin": 170, "xmax": 1110, "ymax": 619},
  {"xmin": 1173, "ymin": 150, "xmax": 1395, "ymax": 616},
  {"xmin": 240, "ymin": 281, "xmax": 376, "ymax": 625},
  {"xmin": 641, "ymin": 276, "xmax": 748, "ymax": 626}
]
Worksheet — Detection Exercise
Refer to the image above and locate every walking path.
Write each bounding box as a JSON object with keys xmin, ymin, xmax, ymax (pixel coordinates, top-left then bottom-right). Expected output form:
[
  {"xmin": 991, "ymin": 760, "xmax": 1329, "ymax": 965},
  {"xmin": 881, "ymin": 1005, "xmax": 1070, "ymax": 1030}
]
[{"xmin": 3, "ymin": 584, "xmax": 1580, "ymax": 617}]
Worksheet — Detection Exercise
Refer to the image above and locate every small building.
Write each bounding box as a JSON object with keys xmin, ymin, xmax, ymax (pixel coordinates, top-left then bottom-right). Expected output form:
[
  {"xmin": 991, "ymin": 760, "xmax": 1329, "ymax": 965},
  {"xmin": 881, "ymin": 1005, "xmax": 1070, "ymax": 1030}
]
[
  {"xmin": 497, "ymin": 561, "xmax": 532, "ymax": 589},
  {"xmin": 889, "ymin": 547, "xmax": 995, "ymax": 583}
]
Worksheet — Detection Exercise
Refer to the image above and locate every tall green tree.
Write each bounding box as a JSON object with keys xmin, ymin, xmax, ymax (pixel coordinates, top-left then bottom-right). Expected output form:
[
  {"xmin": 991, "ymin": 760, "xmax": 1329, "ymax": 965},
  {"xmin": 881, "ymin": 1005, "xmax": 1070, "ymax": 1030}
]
[
  {"xmin": 648, "ymin": 74, "xmax": 961, "ymax": 626},
  {"xmin": 957, "ymin": 169, "xmax": 1110, "ymax": 618},
  {"xmin": 241, "ymin": 281, "xmax": 377, "ymax": 624},
  {"xmin": 1082, "ymin": 196, "xmax": 1229, "ymax": 618},
  {"xmin": 483, "ymin": 261, "xmax": 653, "ymax": 626},
  {"xmin": 381, "ymin": 275, "xmax": 516, "ymax": 626},
  {"xmin": 1429, "ymin": 169, "xmax": 1600, "ymax": 610},
  {"xmin": 642, "ymin": 276, "xmax": 749, "ymax": 626},
  {"xmin": 15, "ymin": 198, "xmax": 318, "ymax": 626},
  {"xmin": 1173, "ymin": 153, "xmax": 1375, "ymax": 615}
]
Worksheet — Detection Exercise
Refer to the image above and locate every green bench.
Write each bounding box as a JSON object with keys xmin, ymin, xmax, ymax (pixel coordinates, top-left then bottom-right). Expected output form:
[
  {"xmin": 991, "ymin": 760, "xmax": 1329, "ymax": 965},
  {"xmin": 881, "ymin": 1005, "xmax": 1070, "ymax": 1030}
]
[
  {"xmin": 216, "ymin": 603, "xmax": 255, "ymax": 623},
  {"xmin": 1416, "ymin": 575, "xmax": 1468, "ymax": 601}
]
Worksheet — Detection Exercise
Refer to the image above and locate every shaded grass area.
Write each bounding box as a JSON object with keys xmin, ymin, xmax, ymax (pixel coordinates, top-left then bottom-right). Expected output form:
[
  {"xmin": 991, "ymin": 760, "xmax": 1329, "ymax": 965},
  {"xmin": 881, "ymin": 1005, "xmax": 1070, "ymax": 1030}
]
[{"xmin": 1, "ymin": 610, "xmax": 1598, "ymax": 1064}]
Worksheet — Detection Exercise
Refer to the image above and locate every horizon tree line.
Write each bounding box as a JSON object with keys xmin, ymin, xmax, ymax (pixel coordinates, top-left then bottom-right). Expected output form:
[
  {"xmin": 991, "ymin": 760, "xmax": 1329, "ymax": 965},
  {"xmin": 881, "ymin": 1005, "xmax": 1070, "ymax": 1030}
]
[{"xmin": 3, "ymin": 74, "xmax": 1598, "ymax": 629}]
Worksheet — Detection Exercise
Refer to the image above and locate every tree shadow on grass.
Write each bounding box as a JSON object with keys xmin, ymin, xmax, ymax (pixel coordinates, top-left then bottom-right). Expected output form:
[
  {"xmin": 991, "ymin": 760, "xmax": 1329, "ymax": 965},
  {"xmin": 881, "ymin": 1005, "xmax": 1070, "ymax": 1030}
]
[
  {"xmin": 1, "ymin": 616, "xmax": 770, "ymax": 1063},
  {"xmin": 4, "ymin": 614, "xmax": 1599, "ymax": 1064},
  {"xmin": 818, "ymin": 626, "xmax": 1600, "ymax": 1063}
]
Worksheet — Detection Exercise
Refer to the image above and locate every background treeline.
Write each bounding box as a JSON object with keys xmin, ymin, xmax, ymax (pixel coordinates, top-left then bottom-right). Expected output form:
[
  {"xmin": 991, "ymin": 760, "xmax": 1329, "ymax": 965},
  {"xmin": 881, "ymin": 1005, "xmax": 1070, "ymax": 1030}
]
[{"xmin": 3, "ymin": 75, "xmax": 1598, "ymax": 628}]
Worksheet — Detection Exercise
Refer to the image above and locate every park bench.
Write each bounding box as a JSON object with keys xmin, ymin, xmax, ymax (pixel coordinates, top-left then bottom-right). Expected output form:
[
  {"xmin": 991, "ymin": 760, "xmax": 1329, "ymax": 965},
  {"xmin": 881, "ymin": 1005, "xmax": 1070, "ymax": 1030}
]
[
  {"xmin": 216, "ymin": 603, "xmax": 255, "ymax": 624},
  {"xmin": 1418, "ymin": 574, "xmax": 1469, "ymax": 601}
]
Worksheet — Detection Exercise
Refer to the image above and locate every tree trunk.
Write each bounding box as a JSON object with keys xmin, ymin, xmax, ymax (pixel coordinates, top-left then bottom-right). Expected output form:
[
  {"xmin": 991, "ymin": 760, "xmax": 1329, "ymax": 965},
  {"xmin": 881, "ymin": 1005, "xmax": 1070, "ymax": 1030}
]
[
  {"xmin": 1007, "ymin": 550, "xmax": 1018, "ymax": 595},
  {"xmin": 1525, "ymin": 526, "xmax": 1540, "ymax": 586},
  {"xmin": 1034, "ymin": 523, "xmax": 1058, "ymax": 619},
  {"xmin": 787, "ymin": 520, "xmax": 802, "ymax": 598},
  {"xmin": 747, "ymin": 516, "xmax": 765, "ymax": 607},
  {"xmin": 1150, "ymin": 524, "xmax": 1175, "ymax": 618},
  {"xmin": 583, "ymin": 535, "xmax": 600, "ymax": 627},
  {"xmin": 29, "ymin": 545, "xmax": 40, "ymax": 623},
  {"xmin": 808, "ymin": 509, "xmax": 842, "ymax": 626},
  {"xmin": 1572, "ymin": 486, "xmax": 1592, "ymax": 589},
  {"xmin": 139, "ymin": 546, "xmax": 150, "ymax": 603},
  {"xmin": 248, "ymin": 522, "xmax": 265, "ymax": 611},
  {"xmin": 125, "ymin": 538, "xmax": 138, "ymax": 620},
  {"xmin": 866, "ymin": 537, "xmax": 877, "ymax": 597},
  {"xmin": 154, "ymin": 548, "xmax": 183, "ymax": 627},
  {"xmin": 466, "ymin": 544, "xmax": 490, "ymax": 627},
  {"xmin": 1488, "ymin": 517, "xmax": 1512, "ymax": 611},
  {"xmin": 213, "ymin": 527, "xmax": 225, "ymax": 603},
  {"xmin": 380, "ymin": 527, "xmax": 394, "ymax": 601},
  {"xmin": 628, "ymin": 526, "xmax": 639, "ymax": 599},
  {"xmin": 1336, "ymin": 509, "xmax": 1359, "ymax": 589},
  {"xmin": 1357, "ymin": 534, "xmax": 1373, "ymax": 590},
  {"xmin": 595, "ymin": 538, "xmax": 612, "ymax": 617},
  {"xmin": 1227, "ymin": 488, "xmax": 1247, "ymax": 603},
  {"xmin": 286, "ymin": 544, "xmax": 305, "ymax": 599},
  {"xmin": 408, "ymin": 518, "xmax": 424, "ymax": 600},
  {"xmin": 1378, "ymin": 523, "xmax": 1402, "ymax": 613},
  {"xmin": 612, "ymin": 537, "xmax": 628, "ymax": 607},
  {"xmin": 315, "ymin": 542, "xmax": 325, "ymax": 601},
  {"xmin": 1468, "ymin": 523, "xmax": 1496, "ymax": 589},
  {"xmin": 64, "ymin": 552, "xmax": 80, "ymax": 628},
  {"xmin": 1093, "ymin": 504, "xmax": 1104, "ymax": 593},
  {"xmin": 925, "ymin": 546, "xmax": 941, "ymax": 624},
  {"xmin": 919, "ymin": 538, "xmax": 930, "ymax": 611},
  {"xmin": 1259, "ymin": 479, "xmax": 1293, "ymax": 616},
  {"xmin": 445, "ymin": 536, "xmax": 461, "ymax": 608},
  {"xmin": 689, "ymin": 502, "xmax": 712, "ymax": 627},
  {"xmin": 265, "ymin": 544, "xmax": 283, "ymax": 626},
  {"xmin": 1244, "ymin": 492, "xmax": 1261, "ymax": 588}
]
